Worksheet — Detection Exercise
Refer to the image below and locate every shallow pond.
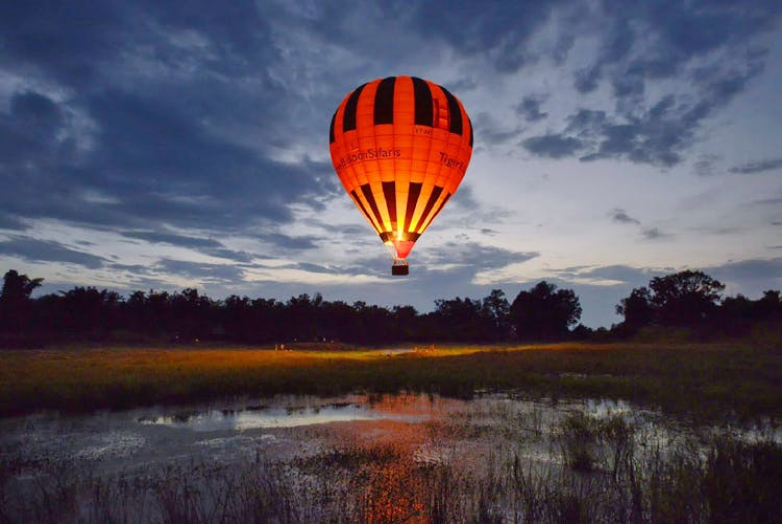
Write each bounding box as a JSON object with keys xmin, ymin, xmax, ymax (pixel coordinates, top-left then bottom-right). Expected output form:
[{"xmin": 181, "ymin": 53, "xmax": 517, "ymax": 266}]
[{"xmin": 2, "ymin": 392, "xmax": 780, "ymax": 522}]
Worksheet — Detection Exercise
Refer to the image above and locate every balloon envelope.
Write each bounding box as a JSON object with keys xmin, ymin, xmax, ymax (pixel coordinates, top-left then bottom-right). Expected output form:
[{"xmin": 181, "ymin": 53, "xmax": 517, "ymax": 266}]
[{"xmin": 329, "ymin": 76, "xmax": 473, "ymax": 263}]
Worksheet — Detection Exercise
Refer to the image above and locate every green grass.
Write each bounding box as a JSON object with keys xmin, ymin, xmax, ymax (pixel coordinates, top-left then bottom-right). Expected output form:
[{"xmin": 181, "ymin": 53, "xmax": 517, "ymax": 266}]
[{"xmin": 1, "ymin": 341, "xmax": 780, "ymax": 419}]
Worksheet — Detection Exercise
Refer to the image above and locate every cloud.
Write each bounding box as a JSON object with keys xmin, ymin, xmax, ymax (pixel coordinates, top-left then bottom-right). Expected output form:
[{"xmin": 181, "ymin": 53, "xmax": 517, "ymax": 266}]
[
  {"xmin": 0, "ymin": 213, "xmax": 26, "ymax": 231},
  {"xmin": 120, "ymin": 230, "xmax": 257, "ymax": 263},
  {"xmin": 754, "ymin": 198, "xmax": 782, "ymax": 206},
  {"xmin": 121, "ymin": 231, "xmax": 223, "ymax": 249},
  {"xmin": 531, "ymin": 1, "xmax": 782, "ymax": 166},
  {"xmin": 693, "ymin": 154, "xmax": 722, "ymax": 176},
  {"xmin": 408, "ymin": 1, "xmax": 571, "ymax": 72},
  {"xmin": 0, "ymin": 236, "xmax": 106, "ymax": 269},
  {"xmin": 573, "ymin": 1, "xmax": 781, "ymax": 96},
  {"xmin": 258, "ymin": 233, "xmax": 320, "ymax": 251},
  {"xmin": 421, "ymin": 241, "xmax": 537, "ymax": 272},
  {"xmin": 522, "ymin": 134, "xmax": 584, "ymax": 158},
  {"xmin": 155, "ymin": 259, "xmax": 245, "ymax": 283},
  {"xmin": 516, "ymin": 95, "xmax": 548, "ymax": 122},
  {"xmin": 473, "ymin": 112, "xmax": 524, "ymax": 145},
  {"xmin": 707, "ymin": 258, "xmax": 782, "ymax": 292},
  {"xmin": 0, "ymin": 1, "xmax": 341, "ymax": 239},
  {"xmin": 611, "ymin": 208, "xmax": 640, "ymax": 225},
  {"xmin": 729, "ymin": 158, "xmax": 782, "ymax": 175},
  {"xmin": 642, "ymin": 228, "xmax": 667, "ymax": 240},
  {"xmin": 571, "ymin": 264, "xmax": 657, "ymax": 285},
  {"xmin": 527, "ymin": 63, "xmax": 766, "ymax": 166}
]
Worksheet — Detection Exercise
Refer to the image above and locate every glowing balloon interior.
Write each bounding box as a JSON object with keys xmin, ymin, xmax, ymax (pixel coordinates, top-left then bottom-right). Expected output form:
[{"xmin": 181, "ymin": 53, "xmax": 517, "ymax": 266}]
[{"xmin": 329, "ymin": 76, "xmax": 473, "ymax": 275}]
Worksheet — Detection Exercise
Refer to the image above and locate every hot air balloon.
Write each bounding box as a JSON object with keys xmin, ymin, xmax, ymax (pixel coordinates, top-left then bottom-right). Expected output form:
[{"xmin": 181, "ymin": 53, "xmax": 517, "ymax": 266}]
[{"xmin": 329, "ymin": 76, "xmax": 473, "ymax": 275}]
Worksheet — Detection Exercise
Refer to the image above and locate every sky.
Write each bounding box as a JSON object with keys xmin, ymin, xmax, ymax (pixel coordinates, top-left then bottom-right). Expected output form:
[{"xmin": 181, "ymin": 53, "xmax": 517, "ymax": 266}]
[{"xmin": 1, "ymin": 0, "xmax": 781, "ymax": 328}]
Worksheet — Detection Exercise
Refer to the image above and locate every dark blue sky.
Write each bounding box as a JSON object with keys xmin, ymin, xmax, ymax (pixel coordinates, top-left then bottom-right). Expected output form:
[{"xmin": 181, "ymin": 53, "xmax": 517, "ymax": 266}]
[{"xmin": 1, "ymin": 0, "xmax": 781, "ymax": 327}]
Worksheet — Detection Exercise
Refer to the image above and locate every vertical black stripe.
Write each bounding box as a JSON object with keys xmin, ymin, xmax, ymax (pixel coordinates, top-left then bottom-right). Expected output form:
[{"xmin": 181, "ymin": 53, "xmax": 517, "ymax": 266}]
[
  {"xmin": 441, "ymin": 87, "xmax": 463, "ymax": 135},
  {"xmin": 418, "ymin": 186, "xmax": 444, "ymax": 231},
  {"xmin": 373, "ymin": 77, "xmax": 396, "ymax": 125},
  {"xmin": 428, "ymin": 192, "xmax": 452, "ymax": 224},
  {"xmin": 382, "ymin": 181, "xmax": 396, "ymax": 225},
  {"xmin": 329, "ymin": 111, "xmax": 336, "ymax": 144},
  {"xmin": 404, "ymin": 182, "xmax": 422, "ymax": 233},
  {"xmin": 412, "ymin": 77, "xmax": 433, "ymax": 127},
  {"xmin": 342, "ymin": 83, "xmax": 366, "ymax": 133},
  {"xmin": 351, "ymin": 190, "xmax": 375, "ymax": 229},
  {"xmin": 467, "ymin": 116, "xmax": 473, "ymax": 147},
  {"xmin": 361, "ymin": 184, "xmax": 385, "ymax": 231}
]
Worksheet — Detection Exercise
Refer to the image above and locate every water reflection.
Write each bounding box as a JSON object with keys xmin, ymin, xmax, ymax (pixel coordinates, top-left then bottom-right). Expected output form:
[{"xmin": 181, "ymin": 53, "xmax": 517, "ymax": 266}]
[
  {"xmin": 2, "ymin": 392, "xmax": 781, "ymax": 522},
  {"xmin": 137, "ymin": 400, "xmax": 430, "ymax": 431}
]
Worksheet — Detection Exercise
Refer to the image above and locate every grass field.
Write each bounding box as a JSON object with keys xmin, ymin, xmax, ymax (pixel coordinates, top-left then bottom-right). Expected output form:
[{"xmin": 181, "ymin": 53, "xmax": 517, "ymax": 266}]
[{"xmin": 2, "ymin": 341, "xmax": 781, "ymax": 419}]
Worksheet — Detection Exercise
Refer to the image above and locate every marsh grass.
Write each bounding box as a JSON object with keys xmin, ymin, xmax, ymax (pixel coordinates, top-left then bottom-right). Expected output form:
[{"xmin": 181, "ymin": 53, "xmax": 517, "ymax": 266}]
[
  {"xmin": 4, "ymin": 409, "xmax": 780, "ymax": 523},
  {"xmin": 1, "ymin": 341, "xmax": 781, "ymax": 420}
]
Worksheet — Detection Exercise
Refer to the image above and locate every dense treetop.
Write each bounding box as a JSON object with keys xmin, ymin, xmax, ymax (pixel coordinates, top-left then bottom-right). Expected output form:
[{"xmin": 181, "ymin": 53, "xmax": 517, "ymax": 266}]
[{"xmin": 1, "ymin": 269, "xmax": 780, "ymax": 348}]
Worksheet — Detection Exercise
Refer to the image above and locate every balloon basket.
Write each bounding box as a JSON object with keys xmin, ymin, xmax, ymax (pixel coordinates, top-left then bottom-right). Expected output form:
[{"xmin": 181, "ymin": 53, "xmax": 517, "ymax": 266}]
[{"xmin": 391, "ymin": 259, "xmax": 409, "ymax": 276}]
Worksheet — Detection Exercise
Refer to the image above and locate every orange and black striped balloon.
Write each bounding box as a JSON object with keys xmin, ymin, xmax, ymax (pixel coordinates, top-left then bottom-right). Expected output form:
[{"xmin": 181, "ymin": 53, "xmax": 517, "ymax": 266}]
[{"xmin": 329, "ymin": 76, "xmax": 473, "ymax": 261}]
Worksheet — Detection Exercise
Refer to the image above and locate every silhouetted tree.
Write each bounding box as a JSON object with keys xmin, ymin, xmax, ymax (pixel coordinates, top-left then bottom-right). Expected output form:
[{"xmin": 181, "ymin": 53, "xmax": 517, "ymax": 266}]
[
  {"xmin": 171, "ymin": 288, "xmax": 214, "ymax": 340},
  {"xmin": 510, "ymin": 281, "xmax": 582, "ymax": 340},
  {"xmin": 57, "ymin": 287, "xmax": 122, "ymax": 335},
  {"xmin": 616, "ymin": 287, "xmax": 655, "ymax": 333},
  {"xmin": 1, "ymin": 265, "xmax": 777, "ymax": 348},
  {"xmin": 391, "ymin": 305, "xmax": 419, "ymax": 341},
  {"xmin": 1, "ymin": 270, "xmax": 43, "ymax": 303},
  {"xmin": 0, "ymin": 270, "xmax": 43, "ymax": 333},
  {"xmin": 430, "ymin": 297, "xmax": 486, "ymax": 341},
  {"xmin": 481, "ymin": 289, "xmax": 511, "ymax": 341},
  {"xmin": 648, "ymin": 270, "xmax": 724, "ymax": 327},
  {"xmin": 756, "ymin": 290, "xmax": 782, "ymax": 318}
]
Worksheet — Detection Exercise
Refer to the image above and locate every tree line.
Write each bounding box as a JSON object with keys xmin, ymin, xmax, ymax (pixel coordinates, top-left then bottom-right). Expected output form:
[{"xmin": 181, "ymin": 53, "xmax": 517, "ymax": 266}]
[{"xmin": 0, "ymin": 268, "xmax": 779, "ymax": 348}]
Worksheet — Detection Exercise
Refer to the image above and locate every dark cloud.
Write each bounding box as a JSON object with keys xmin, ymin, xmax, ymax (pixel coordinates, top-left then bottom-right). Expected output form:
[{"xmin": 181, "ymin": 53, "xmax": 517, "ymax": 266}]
[
  {"xmin": 571, "ymin": 264, "xmax": 657, "ymax": 284},
  {"xmin": 516, "ymin": 96, "xmax": 548, "ymax": 122},
  {"xmin": 545, "ymin": 1, "xmax": 782, "ymax": 166},
  {"xmin": 522, "ymin": 135, "xmax": 584, "ymax": 158},
  {"xmin": 120, "ymin": 231, "xmax": 256, "ymax": 263},
  {"xmin": 574, "ymin": 65, "xmax": 602, "ymax": 94},
  {"xmin": 0, "ymin": 213, "xmax": 27, "ymax": 231},
  {"xmin": 155, "ymin": 259, "xmax": 245, "ymax": 283},
  {"xmin": 729, "ymin": 158, "xmax": 782, "ymax": 175},
  {"xmin": 574, "ymin": 0, "xmax": 781, "ymax": 96},
  {"xmin": 611, "ymin": 208, "xmax": 640, "ymax": 225},
  {"xmin": 122, "ymin": 231, "xmax": 223, "ymax": 249},
  {"xmin": 421, "ymin": 242, "xmax": 537, "ymax": 272},
  {"xmin": 693, "ymin": 154, "xmax": 721, "ymax": 176},
  {"xmin": 0, "ymin": 0, "xmax": 340, "ymax": 239},
  {"xmin": 291, "ymin": 262, "xmax": 333, "ymax": 274},
  {"xmin": 642, "ymin": 228, "xmax": 667, "ymax": 240},
  {"xmin": 472, "ymin": 112, "xmax": 524, "ymax": 145},
  {"xmin": 708, "ymin": 258, "xmax": 782, "ymax": 289},
  {"xmin": 408, "ymin": 0, "xmax": 571, "ymax": 72},
  {"xmin": 754, "ymin": 198, "xmax": 782, "ymax": 206},
  {"xmin": 448, "ymin": 184, "xmax": 481, "ymax": 211},
  {"xmin": 528, "ymin": 60, "xmax": 766, "ymax": 166},
  {"xmin": 0, "ymin": 236, "xmax": 106, "ymax": 269},
  {"xmin": 258, "ymin": 233, "xmax": 320, "ymax": 251}
]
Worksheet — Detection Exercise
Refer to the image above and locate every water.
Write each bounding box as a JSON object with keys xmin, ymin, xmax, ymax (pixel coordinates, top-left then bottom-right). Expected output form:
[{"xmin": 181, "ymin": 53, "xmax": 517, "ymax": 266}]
[{"xmin": 2, "ymin": 393, "xmax": 780, "ymax": 522}]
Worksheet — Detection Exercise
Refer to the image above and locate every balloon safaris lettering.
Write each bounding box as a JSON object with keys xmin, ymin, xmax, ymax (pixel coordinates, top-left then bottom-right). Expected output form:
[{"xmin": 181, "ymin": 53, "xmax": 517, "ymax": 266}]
[
  {"xmin": 333, "ymin": 148, "xmax": 466, "ymax": 175},
  {"xmin": 329, "ymin": 76, "xmax": 473, "ymax": 275},
  {"xmin": 334, "ymin": 147, "xmax": 402, "ymax": 172}
]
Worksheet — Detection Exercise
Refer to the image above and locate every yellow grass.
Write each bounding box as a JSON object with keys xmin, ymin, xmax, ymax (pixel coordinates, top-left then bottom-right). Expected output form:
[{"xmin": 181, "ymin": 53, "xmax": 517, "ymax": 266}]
[{"xmin": 1, "ymin": 341, "xmax": 779, "ymax": 418}]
